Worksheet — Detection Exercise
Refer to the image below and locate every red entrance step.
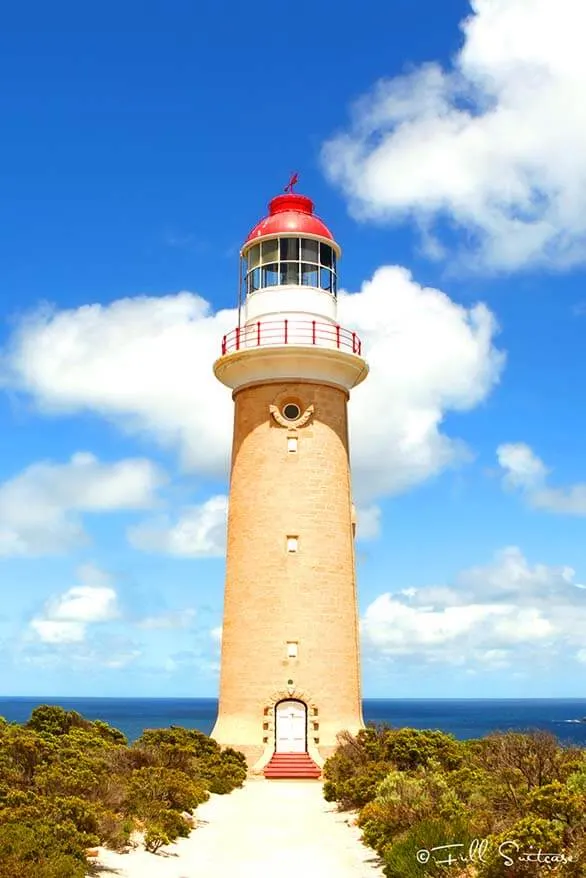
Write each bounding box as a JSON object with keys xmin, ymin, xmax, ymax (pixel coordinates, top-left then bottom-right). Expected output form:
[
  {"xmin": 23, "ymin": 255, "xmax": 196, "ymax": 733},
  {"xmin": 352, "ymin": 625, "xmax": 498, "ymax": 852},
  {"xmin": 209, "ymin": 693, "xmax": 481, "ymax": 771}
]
[{"xmin": 263, "ymin": 752, "xmax": 322, "ymax": 780}]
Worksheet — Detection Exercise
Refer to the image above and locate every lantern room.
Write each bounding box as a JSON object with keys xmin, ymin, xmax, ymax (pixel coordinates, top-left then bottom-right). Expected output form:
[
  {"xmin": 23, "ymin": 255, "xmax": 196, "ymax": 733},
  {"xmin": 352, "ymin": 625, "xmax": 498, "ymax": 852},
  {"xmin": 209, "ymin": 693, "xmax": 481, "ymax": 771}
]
[
  {"xmin": 244, "ymin": 236, "xmax": 338, "ymax": 296},
  {"xmin": 239, "ymin": 192, "xmax": 341, "ymax": 303}
]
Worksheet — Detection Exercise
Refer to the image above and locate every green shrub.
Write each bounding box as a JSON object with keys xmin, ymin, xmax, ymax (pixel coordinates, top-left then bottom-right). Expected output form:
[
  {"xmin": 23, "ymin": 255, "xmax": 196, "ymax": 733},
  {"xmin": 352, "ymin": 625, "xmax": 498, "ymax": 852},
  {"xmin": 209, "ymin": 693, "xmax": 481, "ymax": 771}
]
[
  {"xmin": 0, "ymin": 821, "xmax": 88, "ymax": 877},
  {"xmin": 0, "ymin": 706, "xmax": 246, "ymax": 871},
  {"xmin": 324, "ymin": 761, "xmax": 392, "ymax": 809},
  {"xmin": 323, "ymin": 723, "xmax": 586, "ymax": 878},
  {"xmin": 143, "ymin": 809, "xmax": 191, "ymax": 853},
  {"xmin": 478, "ymin": 816, "xmax": 567, "ymax": 878},
  {"xmin": 380, "ymin": 729, "xmax": 464, "ymax": 772},
  {"xmin": 383, "ymin": 817, "xmax": 477, "ymax": 878},
  {"xmin": 124, "ymin": 766, "xmax": 209, "ymax": 818},
  {"xmin": 357, "ymin": 765, "xmax": 468, "ymax": 856}
]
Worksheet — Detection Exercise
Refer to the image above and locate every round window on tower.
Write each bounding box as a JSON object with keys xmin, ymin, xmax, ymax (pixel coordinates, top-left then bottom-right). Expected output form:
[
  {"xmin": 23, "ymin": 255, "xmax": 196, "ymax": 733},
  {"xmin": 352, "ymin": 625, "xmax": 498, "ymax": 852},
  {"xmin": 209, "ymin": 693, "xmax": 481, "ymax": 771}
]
[{"xmin": 282, "ymin": 402, "xmax": 301, "ymax": 421}]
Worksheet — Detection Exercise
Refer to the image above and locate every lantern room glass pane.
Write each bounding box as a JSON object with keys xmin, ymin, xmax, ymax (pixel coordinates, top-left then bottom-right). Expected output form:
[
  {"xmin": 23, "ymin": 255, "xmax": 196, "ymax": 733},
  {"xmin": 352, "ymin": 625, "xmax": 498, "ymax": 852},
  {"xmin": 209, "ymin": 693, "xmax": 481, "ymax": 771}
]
[
  {"xmin": 248, "ymin": 268, "xmax": 261, "ymax": 293},
  {"xmin": 300, "ymin": 239, "xmax": 319, "ymax": 262},
  {"xmin": 280, "ymin": 238, "xmax": 299, "ymax": 260},
  {"xmin": 320, "ymin": 243, "xmax": 333, "ymax": 267},
  {"xmin": 280, "ymin": 263, "xmax": 299, "ymax": 285},
  {"xmin": 248, "ymin": 244, "xmax": 261, "ymax": 270},
  {"xmin": 301, "ymin": 263, "xmax": 319, "ymax": 286},
  {"xmin": 261, "ymin": 239, "xmax": 278, "ymax": 263},
  {"xmin": 262, "ymin": 263, "xmax": 279, "ymax": 286},
  {"xmin": 320, "ymin": 267, "xmax": 333, "ymax": 292}
]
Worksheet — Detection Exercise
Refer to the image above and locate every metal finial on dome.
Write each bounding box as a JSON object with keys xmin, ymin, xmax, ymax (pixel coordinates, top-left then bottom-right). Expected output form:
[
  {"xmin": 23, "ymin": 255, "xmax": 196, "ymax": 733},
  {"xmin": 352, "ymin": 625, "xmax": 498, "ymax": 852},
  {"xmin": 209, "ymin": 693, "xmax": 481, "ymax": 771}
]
[{"xmin": 284, "ymin": 172, "xmax": 299, "ymax": 193}]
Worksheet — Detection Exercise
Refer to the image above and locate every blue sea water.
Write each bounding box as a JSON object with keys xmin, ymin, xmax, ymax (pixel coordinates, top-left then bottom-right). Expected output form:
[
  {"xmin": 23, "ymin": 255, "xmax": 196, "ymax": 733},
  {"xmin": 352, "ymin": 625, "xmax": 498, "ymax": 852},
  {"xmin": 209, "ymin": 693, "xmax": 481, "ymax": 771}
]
[{"xmin": 1, "ymin": 697, "xmax": 586, "ymax": 746}]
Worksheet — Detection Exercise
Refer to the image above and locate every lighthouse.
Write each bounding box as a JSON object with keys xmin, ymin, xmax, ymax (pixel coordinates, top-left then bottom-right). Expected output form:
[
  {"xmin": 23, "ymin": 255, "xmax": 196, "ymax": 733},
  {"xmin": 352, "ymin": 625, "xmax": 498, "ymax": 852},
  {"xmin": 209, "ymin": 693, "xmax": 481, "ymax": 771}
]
[{"xmin": 211, "ymin": 179, "xmax": 368, "ymax": 776}]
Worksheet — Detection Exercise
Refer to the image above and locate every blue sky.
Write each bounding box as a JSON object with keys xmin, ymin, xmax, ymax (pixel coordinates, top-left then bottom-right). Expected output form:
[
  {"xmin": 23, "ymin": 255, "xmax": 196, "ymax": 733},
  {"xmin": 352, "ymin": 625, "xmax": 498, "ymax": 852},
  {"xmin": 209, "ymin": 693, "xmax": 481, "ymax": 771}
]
[{"xmin": 1, "ymin": 0, "xmax": 586, "ymax": 698}]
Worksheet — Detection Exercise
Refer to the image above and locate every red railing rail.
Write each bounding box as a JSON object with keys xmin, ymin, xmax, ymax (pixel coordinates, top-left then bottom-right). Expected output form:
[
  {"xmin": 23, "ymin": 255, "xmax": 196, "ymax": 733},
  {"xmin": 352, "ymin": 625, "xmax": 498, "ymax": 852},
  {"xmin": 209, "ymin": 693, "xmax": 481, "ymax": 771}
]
[{"xmin": 220, "ymin": 319, "xmax": 362, "ymax": 357}]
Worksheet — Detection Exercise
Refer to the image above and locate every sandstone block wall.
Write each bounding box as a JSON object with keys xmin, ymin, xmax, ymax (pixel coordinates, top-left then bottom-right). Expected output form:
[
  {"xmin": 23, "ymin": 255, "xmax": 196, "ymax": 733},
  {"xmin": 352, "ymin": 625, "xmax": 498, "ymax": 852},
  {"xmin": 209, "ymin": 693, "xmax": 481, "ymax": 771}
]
[{"xmin": 211, "ymin": 379, "xmax": 364, "ymax": 760}]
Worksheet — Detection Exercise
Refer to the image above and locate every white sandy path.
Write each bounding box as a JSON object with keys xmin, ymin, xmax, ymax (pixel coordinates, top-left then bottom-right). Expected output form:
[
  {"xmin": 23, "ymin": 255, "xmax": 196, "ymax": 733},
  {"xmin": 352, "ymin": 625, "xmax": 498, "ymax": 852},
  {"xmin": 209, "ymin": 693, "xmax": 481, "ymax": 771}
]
[{"xmin": 91, "ymin": 778, "xmax": 385, "ymax": 878}]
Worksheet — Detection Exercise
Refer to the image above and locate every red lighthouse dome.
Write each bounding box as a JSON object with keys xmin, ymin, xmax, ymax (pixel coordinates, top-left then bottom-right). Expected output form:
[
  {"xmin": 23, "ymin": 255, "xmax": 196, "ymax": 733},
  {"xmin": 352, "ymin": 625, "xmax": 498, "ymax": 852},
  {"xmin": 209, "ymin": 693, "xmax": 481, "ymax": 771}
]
[{"xmin": 244, "ymin": 192, "xmax": 336, "ymax": 248}]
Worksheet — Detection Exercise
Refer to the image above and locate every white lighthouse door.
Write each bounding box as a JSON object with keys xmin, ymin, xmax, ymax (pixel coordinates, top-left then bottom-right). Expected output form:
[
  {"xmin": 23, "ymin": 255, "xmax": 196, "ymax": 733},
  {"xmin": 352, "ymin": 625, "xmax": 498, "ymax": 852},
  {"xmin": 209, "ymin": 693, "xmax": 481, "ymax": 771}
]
[{"xmin": 275, "ymin": 701, "xmax": 306, "ymax": 753}]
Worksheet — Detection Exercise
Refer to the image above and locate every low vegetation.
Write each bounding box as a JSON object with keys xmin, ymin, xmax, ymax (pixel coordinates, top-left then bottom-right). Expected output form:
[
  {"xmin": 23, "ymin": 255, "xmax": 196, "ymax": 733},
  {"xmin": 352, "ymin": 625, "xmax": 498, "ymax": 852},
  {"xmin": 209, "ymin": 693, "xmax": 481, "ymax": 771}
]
[
  {"xmin": 0, "ymin": 705, "xmax": 246, "ymax": 877},
  {"xmin": 323, "ymin": 725, "xmax": 586, "ymax": 877}
]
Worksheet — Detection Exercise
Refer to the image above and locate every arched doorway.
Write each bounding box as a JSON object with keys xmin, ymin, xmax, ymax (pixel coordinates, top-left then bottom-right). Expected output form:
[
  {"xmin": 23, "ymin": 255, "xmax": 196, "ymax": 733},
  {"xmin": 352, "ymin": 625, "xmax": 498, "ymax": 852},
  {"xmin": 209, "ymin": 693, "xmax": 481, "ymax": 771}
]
[{"xmin": 275, "ymin": 700, "xmax": 307, "ymax": 753}]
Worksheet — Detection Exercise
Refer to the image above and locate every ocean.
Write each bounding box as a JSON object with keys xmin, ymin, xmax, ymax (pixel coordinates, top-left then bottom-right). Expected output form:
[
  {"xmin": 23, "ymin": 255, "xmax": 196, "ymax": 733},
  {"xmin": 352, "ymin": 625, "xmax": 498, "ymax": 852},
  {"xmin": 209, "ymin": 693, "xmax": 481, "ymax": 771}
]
[{"xmin": 1, "ymin": 697, "xmax": 586, "ymax": 746}]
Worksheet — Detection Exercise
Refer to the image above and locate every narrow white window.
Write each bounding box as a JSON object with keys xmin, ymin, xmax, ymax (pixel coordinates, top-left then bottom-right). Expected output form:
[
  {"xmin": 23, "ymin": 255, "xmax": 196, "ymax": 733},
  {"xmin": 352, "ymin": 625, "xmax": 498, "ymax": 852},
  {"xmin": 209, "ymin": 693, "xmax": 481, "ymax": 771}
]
[
  {"xmin": 286, "ymin": 536, "xmax": 298, "ymax": 553},
  {"xmin": 287, "ymin": 437, "xmax": 298, "ymax": 453},
  {"xmin": 287, "ymin": 641, "xmax": 298, "ymax": 658}
]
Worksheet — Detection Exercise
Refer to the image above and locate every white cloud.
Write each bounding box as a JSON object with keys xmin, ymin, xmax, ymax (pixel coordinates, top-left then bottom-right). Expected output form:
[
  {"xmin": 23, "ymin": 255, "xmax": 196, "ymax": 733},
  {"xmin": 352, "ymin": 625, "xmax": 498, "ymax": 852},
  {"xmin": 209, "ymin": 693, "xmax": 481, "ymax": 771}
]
[
  {"xmin": 322, "ymin": 0, "xmax": 586, "ymax": 271},
  {"xmin": 30, "ymin": 620, "xmax": 86, "ymax": 644},
  {"xmin": 361, "ymin": 546, "xmax": 586, "ymax": 667},
  {"xmin": 1, "ymin": 276, "xmax": 503, "ymax": 508},
  {"xmin": 1, "ymin": 293, "xmax": 234, "ymax": 475},
  {"xmin": 102, "ymin": 650, "xmax": 142, "ymax": 669},
  {"xmin": 340, "ymin": 268, "xmax": 504, "ymax": 500},
  {"xmin": 210, "ymin": 626, "xmax": 222, "ymax": 644},
  {"xmin": 497, "ymin": 442, "xmax": 586, "ymax": 514},
  {"xmin": 355, "ymin": 504, "xmax": 382, "ymax": 540},
  {"xmin": 497, "ymin": 442, "xmax": 548, "ymax": 490},
  {"xmin": 137, "ymin": 608, "xmax": 197, "ymax": 629},
  {"xmin": 128, "ymin": 495, "xmax": 228, "ymax": 557},
  {"xmin": 0, "ymin": 452, "xmax": 164, "ymax": 556},
  {"xmin": 30, "ymin": 564, "xmax": 119, "ymax": 644}
]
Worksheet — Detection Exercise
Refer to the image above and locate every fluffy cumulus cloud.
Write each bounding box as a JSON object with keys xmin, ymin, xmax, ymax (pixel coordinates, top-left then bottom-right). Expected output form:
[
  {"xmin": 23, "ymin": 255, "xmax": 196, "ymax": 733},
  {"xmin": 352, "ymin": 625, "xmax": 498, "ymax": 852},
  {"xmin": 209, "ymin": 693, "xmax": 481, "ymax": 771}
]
[
  {"xmin": 30, "ymin": 564, "xmax": 119, "ymax": 643},
  {"xmin": 0, "ymin": 276, "xmax": 504, "ymax": 513},
  {"xmin": 0, "ymin": 452, "xmax": 165, "ymax": 556},
  {"xmin": 0, "ymin": 293, "xmax": 235, "ymax": 475},
  {"xmin": 128, "ymin": 495, "xmax": 228, "ymax": 557},
  {"xmin": 322, "ymin": 0, "xmax": 586, "ymax": 270},
  {"xmin": 362, "ymin": 546, "xmax": 586, "ymax": 668},
  {"xmin": 497, "ymin": 442, "xmax": 586, "ymax": 514},
  {"xmin": 340, "ymin": 268, "xmax": 504, "ymax": 500}
]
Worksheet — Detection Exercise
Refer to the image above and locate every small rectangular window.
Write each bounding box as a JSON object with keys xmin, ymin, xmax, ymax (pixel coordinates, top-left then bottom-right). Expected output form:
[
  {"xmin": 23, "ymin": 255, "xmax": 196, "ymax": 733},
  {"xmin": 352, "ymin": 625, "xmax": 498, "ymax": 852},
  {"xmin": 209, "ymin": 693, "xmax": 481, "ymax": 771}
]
[
  {"xmin": 286, "ymin": 536, "xmax": 298, "ymax": 553},
  {"xmin": 287, "ymin": 437, "xmax": 298, "ymax": 453},
  {"xmin": 280, "ymin": 238, "xmax": 300, "ymax": 260},
  {"xmin": 287, "ymin": 641, "xmax": 298, "ymax": 658}
]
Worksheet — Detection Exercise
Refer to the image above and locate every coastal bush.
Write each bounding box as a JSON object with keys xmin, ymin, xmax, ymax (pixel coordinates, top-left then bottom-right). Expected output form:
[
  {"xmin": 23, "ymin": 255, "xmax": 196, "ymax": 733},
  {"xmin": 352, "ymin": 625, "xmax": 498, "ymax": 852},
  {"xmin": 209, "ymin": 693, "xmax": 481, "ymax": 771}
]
[
  {"xmin": 322, "ymin": 725, "xmax": 465, "ymax": 810},
  {"xmin": 478, "ymin": 816, "xmax": 567, "ymax": 877},
  {"xmin": 324, "ymin": 760, "xmax": 391, "ymax": 809},
  {"xmin": 133, "ymin": 727, "xmax": 247, "ymax": 796},
  {"xmin": 382, "ymin": 817, "xmax": 477, "ymax": 877},
  {"xmin": 0, "ymin": 708, "xmax": 246, "ymax": 873},
  {"xmin": 357, "ymin": 764, "xmax": 468, "ymax": 855},
  {"xmin": 323, "ymin": 727, "xmax": 586, "ymax": 878},
  {"xmin": 124, "ymin": 766, "xmax": 210, "ymax": 817},
  {"xmin": 0, "ymin": 820, "xmax": 89, "ymax": 878},
  {"xmin": 143, "ymin": 809, "xmax": 191, "ymax": 852}
]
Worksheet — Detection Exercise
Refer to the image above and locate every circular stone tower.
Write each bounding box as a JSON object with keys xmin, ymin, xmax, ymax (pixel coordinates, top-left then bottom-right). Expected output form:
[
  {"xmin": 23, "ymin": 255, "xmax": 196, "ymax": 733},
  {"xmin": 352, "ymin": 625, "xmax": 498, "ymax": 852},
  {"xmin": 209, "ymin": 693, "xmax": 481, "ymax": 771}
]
[{"xmin": 211, "ymin": 183, "xmax": 368, "ymax": 773}]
